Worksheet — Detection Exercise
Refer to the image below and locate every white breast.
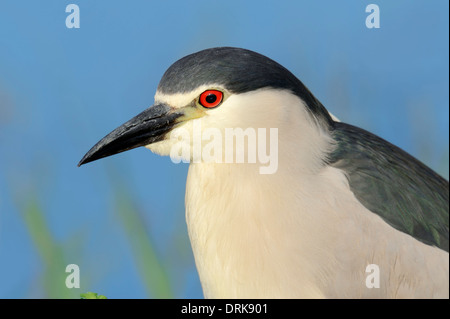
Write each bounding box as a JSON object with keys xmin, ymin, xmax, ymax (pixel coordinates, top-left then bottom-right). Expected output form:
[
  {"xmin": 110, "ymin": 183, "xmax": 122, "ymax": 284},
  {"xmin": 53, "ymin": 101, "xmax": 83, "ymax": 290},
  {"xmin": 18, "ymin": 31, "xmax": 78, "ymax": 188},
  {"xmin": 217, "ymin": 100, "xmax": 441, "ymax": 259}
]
[{"xmin": 185, "ymin": 162, "xmax": 449, "ymax": 298}]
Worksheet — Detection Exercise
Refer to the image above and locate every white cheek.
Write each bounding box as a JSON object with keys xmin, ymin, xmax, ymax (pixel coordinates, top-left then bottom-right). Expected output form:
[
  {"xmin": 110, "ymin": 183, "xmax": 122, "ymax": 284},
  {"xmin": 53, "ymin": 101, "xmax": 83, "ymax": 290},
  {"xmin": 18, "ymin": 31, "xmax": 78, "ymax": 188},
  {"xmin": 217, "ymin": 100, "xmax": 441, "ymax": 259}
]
[
  {"xmin": 201, "ymin": 89, "xmax": 285, "ymax": 130},
  {"xmin": 146, "ymin": 89, "xmax": 324, "ymax": 168},
  {"xmin": 145, "ymin": 123, "xmax": 195, "ymax": 161}
]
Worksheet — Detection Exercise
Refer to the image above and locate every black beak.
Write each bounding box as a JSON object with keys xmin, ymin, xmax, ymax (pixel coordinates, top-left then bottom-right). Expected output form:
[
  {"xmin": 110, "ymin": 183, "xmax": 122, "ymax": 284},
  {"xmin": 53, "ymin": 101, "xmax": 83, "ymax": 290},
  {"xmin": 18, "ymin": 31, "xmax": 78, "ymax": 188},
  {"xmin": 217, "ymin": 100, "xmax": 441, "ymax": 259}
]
[{"xmin": 78, "ymin": 103, "xmax": 182, "ymax": 166}]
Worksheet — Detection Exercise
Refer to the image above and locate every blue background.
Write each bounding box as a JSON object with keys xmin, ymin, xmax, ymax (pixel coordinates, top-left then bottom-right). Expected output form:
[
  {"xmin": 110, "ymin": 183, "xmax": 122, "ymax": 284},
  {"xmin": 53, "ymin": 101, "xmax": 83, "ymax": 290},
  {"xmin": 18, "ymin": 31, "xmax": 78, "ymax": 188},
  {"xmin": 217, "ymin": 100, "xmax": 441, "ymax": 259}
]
[{"xmin": 0, "ymin": 1, "xmax": 448, "ymax": 298}]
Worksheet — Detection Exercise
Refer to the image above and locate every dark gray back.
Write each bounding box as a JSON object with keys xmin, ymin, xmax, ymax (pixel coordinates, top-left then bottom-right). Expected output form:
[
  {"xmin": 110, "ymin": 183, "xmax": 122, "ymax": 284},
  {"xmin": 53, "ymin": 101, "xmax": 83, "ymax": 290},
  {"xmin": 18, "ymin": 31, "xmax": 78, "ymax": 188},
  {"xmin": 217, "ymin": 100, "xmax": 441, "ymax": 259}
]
[{"xmin": 329, "ymin": 122, "xmax": 449, "ymax": 252}]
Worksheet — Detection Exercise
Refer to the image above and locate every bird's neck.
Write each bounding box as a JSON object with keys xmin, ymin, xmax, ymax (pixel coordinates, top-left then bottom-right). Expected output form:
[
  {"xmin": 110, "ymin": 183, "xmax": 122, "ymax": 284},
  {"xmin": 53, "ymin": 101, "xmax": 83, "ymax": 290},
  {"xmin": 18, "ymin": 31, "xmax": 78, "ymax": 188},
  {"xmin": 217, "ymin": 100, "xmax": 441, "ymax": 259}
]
[{"xmin": 184, "ymin": 113, "xmax": 336, "ymax": 298}]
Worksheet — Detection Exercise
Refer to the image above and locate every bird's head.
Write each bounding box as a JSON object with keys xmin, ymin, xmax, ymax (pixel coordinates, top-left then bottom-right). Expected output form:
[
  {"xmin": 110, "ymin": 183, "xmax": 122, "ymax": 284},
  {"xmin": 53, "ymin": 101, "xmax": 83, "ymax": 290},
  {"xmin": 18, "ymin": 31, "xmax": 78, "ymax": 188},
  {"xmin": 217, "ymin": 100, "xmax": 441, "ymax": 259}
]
[{"xmin": 78, "ymin": 47, "xmax": 334, "ymax": 167}]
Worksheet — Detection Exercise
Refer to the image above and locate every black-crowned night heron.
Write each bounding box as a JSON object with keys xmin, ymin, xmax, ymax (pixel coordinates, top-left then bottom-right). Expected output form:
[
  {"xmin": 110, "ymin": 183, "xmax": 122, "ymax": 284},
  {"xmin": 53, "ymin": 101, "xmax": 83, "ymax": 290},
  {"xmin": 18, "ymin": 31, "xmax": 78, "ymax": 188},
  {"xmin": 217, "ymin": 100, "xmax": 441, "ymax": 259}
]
[{"xmin": 79, "ymin": 47, "xmax": 449, "ymax": 298}]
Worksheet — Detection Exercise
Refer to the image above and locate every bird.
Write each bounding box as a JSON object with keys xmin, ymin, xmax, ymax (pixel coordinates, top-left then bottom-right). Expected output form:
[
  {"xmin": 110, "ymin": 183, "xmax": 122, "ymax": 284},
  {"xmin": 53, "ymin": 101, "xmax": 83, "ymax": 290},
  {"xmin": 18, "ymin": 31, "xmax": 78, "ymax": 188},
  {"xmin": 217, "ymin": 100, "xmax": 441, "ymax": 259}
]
[{"xmin": 78, "ymin": 47, "xmax": 449, "ymax": 298}]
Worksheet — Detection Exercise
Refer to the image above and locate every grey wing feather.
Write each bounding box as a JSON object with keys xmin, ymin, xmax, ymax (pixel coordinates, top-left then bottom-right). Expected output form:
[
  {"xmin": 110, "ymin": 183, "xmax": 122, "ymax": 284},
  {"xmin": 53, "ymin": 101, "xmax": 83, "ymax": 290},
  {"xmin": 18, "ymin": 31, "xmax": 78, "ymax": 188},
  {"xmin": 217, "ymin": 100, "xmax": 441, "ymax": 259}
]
[{"xmin": 328, "ymin": 122, "xmax": 449, "ymax": 252}]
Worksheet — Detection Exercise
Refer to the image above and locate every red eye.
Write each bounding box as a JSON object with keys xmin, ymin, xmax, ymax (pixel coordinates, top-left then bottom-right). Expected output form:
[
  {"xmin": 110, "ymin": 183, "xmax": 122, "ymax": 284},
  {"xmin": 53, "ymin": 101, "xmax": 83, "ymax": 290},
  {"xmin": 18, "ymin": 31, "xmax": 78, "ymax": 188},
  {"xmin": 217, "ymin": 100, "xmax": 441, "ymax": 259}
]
[{"xmin": 199, "ymin": 90, "xmax": 223, "ymax": 108}]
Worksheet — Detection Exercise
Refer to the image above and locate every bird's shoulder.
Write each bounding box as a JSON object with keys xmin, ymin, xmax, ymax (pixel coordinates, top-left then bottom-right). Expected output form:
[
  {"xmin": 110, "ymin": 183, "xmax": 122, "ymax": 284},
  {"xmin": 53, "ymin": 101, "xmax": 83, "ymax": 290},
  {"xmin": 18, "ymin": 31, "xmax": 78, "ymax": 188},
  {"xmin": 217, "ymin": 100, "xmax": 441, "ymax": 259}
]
[{"xmin": 328, "ymin": 122, "xmax": 449, "ymax": 252}]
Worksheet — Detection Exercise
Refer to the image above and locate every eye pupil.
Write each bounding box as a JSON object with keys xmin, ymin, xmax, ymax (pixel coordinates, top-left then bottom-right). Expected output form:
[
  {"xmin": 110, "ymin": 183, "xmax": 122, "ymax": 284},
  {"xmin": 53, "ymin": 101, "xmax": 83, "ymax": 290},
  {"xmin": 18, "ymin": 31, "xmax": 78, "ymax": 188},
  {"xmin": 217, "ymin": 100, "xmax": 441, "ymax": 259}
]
[{"xmin": 205, "ymin": 94, "xmax": 217, "ymax": 104}]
